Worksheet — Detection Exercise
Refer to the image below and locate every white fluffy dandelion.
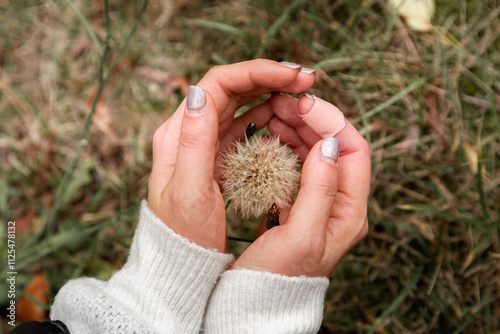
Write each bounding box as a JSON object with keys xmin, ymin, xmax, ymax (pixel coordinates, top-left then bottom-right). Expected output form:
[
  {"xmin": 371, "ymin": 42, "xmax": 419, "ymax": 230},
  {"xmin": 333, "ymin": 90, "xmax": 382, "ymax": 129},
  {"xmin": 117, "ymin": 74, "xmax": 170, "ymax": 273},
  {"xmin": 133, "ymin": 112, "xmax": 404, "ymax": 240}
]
[{"xmin": 221, "ymin": 135, "xmax": 301, "ymax": 219}]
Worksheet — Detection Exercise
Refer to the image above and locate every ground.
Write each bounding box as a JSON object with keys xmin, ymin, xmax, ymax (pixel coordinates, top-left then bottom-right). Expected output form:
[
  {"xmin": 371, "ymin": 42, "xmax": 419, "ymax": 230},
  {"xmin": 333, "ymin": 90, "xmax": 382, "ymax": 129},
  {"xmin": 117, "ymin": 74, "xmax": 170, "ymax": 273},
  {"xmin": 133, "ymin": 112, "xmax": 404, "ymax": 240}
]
[{"xmin": 0, "ymin": 0, "xmax": 499, "ymax": 332}]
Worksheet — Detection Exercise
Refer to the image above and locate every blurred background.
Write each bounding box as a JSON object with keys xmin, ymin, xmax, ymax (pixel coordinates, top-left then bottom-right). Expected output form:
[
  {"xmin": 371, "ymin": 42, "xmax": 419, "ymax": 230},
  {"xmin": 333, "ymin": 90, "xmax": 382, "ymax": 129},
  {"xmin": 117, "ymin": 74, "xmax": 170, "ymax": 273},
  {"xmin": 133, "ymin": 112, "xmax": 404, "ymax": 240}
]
[{"xmin": 1, "ymin": 0, "xmax": 499, "ymax": 332}]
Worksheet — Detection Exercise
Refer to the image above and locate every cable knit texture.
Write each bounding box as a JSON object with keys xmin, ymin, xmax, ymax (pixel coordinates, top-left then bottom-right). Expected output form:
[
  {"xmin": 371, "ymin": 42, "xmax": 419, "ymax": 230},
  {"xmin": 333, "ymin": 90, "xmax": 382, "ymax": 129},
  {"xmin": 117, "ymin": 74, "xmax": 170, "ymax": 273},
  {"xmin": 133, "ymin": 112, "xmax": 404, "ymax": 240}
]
[
  {"xmin": 50, "ymin": 200, "xmax": 330, "ymax": 333},
  {"xmin": 204, "ymin": 268, "xmax": 329, "ymax": 333},
  {"xmin": 50, "ymin": 201, "xmax": 234, "ymax": 333}
]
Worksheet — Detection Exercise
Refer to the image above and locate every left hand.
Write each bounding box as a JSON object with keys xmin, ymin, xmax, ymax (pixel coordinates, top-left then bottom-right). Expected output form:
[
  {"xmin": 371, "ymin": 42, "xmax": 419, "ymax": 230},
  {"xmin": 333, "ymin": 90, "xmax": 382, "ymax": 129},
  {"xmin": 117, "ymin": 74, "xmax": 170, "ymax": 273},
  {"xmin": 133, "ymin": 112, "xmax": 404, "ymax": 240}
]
[{"xmin": 147, "ymin": 60, "xmax": 316, "ymax": 253}]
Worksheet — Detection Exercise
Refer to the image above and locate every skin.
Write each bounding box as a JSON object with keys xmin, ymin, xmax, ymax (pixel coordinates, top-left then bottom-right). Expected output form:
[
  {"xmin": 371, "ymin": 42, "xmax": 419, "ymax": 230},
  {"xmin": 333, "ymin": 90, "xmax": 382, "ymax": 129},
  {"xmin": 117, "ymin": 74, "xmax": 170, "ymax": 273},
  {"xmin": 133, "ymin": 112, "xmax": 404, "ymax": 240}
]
[
  {"xmin": 235, "ymin": 93, "xmax": 371, "ymax": 277},
  {"xmin": 148, "ymin": 59, "xmax": 370, "ymax": 278}
]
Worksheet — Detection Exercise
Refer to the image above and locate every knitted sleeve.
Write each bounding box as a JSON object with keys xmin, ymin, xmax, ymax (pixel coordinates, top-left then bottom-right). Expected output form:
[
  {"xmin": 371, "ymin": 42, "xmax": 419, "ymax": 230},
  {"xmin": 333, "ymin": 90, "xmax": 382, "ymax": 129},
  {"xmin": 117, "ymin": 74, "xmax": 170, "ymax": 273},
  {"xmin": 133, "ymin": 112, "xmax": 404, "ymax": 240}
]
[
  {"xmin": 50, "ymin": 201, "xmax": 234, "ymax": 334},
  {"xmin": 203, "ymin": 268, "xmax": 330, "ymax": 333}
]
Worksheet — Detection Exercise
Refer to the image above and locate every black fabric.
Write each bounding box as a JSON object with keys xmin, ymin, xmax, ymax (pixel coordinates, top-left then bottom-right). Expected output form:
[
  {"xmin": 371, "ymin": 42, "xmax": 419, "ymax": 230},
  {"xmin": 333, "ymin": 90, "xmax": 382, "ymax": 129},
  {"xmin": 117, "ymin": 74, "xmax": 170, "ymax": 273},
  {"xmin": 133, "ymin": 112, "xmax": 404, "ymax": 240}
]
[{"xmin": 9, "ymin": 320, "xmax": 70, "ymax": 334}]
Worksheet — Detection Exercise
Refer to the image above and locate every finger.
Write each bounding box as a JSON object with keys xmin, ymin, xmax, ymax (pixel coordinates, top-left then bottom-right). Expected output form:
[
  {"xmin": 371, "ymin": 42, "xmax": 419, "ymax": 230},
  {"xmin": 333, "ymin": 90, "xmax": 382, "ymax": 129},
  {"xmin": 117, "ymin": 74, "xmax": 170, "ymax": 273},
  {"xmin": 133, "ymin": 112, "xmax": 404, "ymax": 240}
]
[
  {"xmin": 150, "ymin": 100, "xmax": 187, "ymax": 176},
  {"xmin": 197, "ymin": 60, "xmax": 315, "ymax": 121},
  {"xmin": 269, "ymin": 92, "xmax": 305, "ymax": 128},
  {"xmin": 297, "ymin": 93, "xmax": 369, "ymax": 155},
  {"xmin": 219, "ymin": 99, "xmax": 275, "ymax": 150},
  {"xmin": 278, "ymin": 67, "xmax": 317, "ymax": 94},
  {"xmin": 287, "ymin": 138, "xmax": 340, "ymax": 241},
  {"xmin": 298, "ymin": 92, "xmax": 371, "ymax": 216},
  {"xmin": 269, "ymin": 92, "xmax": 322, "ymax": 148},
  {"xmin": 199, "ymin": 60, "xmax": 315, "ymax": 101},
  {"xmin": 297, "ymin": 92, "xmax": 371, "ymax": 209},
  {"xmin": 267, "ymin": 116, "xmax": 310, "ymax": 162},
  {"xmin": 149, "ymin": 114, "xmax": 183, "ymax": 203},
  {"xmin": 154, "ymin": 60, "xmax": 315, "ymax": 172},
  {"xmin": 298, "ymin": 93, "xmax": 346, "ymax": 138},
  {"xmin": 224, "ymin": 91, "xmax": 303, "ymax": 145},
  {"xmin": 173, "ymin": 86, "xmax": 219, "ymax": 189},
  {"xmin": 331, "ymin": 142, "xmax": 371, "ymax": 224}
]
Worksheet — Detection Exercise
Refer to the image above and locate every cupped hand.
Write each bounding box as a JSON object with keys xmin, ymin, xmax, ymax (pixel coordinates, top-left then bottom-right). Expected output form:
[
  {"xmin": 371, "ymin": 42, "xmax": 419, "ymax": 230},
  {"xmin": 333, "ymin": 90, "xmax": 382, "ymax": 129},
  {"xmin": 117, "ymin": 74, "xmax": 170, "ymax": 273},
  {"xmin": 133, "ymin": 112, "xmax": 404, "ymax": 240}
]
[
  {"xmin": 232, "ymin": 92, "xmax": 371, "ymax": 277},
  {"xmin": 147, "ymin": 60, "xmax": 316, "ymax": 253}
]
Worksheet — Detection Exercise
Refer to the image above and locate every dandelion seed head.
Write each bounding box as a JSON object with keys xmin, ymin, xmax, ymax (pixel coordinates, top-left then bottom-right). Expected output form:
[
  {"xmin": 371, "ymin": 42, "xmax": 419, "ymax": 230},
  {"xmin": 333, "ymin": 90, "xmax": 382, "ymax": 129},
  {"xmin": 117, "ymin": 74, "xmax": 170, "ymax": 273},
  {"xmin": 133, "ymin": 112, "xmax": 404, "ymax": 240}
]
[{"xmin": 221, "ymin": 135, "xmax": 301, "ymax": 218}]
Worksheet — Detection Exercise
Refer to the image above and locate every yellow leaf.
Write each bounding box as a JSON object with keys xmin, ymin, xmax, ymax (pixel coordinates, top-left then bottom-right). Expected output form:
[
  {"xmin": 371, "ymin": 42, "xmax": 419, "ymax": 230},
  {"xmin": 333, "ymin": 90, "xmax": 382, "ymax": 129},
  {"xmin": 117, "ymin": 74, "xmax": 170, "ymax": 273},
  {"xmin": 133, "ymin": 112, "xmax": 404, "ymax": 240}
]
[{"xmin": 389, "ymin": 0, "xmax": 435, "ymax": 32}]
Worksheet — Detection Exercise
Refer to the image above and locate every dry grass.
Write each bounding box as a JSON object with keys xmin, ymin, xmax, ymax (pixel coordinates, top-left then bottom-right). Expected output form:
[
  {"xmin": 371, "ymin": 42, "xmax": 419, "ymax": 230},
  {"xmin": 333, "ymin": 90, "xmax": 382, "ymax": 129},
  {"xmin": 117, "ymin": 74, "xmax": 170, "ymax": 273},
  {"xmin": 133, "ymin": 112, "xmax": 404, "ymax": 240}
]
[{"xmin": 1, "ymin": 0, "xmax": 499, "ymax": 332}]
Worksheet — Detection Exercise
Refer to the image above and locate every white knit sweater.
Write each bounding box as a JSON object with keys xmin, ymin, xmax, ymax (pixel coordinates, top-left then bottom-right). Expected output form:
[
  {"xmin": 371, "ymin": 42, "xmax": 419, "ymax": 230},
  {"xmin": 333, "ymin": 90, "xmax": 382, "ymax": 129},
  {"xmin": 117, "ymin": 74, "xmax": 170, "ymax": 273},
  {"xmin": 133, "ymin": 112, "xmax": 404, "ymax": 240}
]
[{"xmin": 50, "ymin": 201, "xmax": 329, "ymax": 333}]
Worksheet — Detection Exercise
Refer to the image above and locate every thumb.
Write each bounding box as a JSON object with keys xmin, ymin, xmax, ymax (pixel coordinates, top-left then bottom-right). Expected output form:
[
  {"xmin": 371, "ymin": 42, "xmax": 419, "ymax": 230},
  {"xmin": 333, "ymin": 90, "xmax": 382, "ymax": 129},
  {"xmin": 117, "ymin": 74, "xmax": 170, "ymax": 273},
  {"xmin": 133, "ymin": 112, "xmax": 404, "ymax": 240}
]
[
  {"xmin": 173, "ymin": 85, "xmax": 219, "ymax": 189},
  {"xmin": 288, "ymin": 137, "xmax": 340, "ymax": 239}
]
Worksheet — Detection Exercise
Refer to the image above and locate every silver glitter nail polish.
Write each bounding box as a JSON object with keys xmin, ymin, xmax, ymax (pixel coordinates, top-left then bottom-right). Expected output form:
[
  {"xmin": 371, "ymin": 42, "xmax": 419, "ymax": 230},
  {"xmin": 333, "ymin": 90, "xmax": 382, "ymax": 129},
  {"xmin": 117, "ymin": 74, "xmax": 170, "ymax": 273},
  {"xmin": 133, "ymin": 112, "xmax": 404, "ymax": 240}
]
[
  {"xmin": 186, "ymin": 85, "xmax": 206, "ymax": 114},
  {"xmin": 302, "ymin": 92, "xmax": 315, "ymax": 100},
  {"xmin": 321, "ymin": 137, "xmax": 340, "ymax": 165},
  {"xmin": 278, "ymin": 61, "xmax": 301, "ymax": 69},
  {"xmin": 300, "ymin": 67, "xmax": 316, "ymax": 74},
  {"xmin": 278, "ymin": 92, "xmax": 294, "ymax": 98}
]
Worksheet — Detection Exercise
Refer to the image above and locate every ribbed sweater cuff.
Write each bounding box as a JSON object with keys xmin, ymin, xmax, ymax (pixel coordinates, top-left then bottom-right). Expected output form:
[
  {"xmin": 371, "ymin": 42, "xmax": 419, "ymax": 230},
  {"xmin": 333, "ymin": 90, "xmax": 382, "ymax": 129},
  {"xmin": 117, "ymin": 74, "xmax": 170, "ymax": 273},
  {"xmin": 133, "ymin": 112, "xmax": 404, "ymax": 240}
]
[
  {"xmin": 51, "ymin": 200, "xmax": 234, "ymax": 333},
  {"xmin": 105, "ymin": 200, "xmax": 234, "ymax": 332},
  {"xmin": 204, "ymin": 268, "xmax": 329, "ymax": 333}
]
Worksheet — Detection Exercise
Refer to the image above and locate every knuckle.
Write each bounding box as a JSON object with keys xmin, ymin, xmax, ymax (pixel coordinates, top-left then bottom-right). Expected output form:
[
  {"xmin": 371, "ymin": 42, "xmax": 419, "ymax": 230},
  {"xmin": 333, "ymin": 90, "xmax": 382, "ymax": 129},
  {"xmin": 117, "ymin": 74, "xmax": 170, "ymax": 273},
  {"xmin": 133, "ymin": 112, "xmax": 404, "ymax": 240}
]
[
  {"xmin": 179, "ymin": 130, "xmax": 203, "ymax": 150},
  {"xmin": 350, "ymin": 215, "xmax": 369, "ymax": 245},
  {"xmin": 315, "ymin": 179, "xmax": 338, "ymax": 200},
  {"xmin": 358, "ymin": 137, "xmax": 371, "ymax": 156},
  {"xmin": 152, "ymin": 128, "xmax": 164, "ymax": 153},
  {"xmin": 152, "ymin": 121, "xmax": 174, "ymax": 154},
  {"xmin": 359, "ymin": 218, "xmax": 369, "ymax": 239},
  {"xmin": 207, "ymin": 65, "xmax": 223, "ymax": 77},
  {"xmin": 285, "ymin": 235, "xmax": 326, "ymax": 275}
]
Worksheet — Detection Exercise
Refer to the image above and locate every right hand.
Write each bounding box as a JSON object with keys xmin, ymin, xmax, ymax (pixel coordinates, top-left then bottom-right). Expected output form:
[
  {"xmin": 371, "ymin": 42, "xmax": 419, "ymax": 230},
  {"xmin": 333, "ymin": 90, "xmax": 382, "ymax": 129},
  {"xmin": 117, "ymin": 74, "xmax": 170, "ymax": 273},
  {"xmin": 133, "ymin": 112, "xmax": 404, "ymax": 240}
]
[{"xmin": 232, "ymin": 92, "xmax": 371, "ymax": 277}]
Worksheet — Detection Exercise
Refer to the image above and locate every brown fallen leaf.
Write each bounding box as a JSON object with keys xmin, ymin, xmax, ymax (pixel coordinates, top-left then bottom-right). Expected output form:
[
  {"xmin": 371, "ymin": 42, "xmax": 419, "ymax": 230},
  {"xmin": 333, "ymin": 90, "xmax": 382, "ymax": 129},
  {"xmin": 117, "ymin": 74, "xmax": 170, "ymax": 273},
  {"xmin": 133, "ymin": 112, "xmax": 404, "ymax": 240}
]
[
  {"xmin": 169, "ymin": 75, "xmax": 189, "ymax": 96},
  {"xmin": 15, "ymin": 211, "xmax": 35, "ymax": 234},
  {"xmin": 17, "ymin": 273, "xmax": 48, "ymax": 322},
  {"xmin": 135, "ymin": 67, "xmax": 189, "ymax": 96}
]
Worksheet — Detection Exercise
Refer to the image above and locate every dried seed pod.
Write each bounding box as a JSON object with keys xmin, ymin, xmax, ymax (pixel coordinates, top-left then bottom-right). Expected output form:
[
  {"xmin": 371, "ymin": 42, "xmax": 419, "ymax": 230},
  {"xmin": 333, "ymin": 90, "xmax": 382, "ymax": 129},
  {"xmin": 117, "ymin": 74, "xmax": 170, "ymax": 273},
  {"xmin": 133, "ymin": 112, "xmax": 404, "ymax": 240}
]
[
  {"xmin": 222, "ymin": 125, "xmax": 300, "ymax": 219},
  {"xmin": 265, "ymin": 203, "xmax": 280, "ymax": 229}
]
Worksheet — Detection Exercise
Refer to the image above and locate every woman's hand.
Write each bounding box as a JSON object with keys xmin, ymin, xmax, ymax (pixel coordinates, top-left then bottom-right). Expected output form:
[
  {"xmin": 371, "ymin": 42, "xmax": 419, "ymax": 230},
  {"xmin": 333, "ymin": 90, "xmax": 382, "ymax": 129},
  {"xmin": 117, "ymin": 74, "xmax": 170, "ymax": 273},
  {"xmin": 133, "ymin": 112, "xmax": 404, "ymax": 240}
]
[
  {"xmin": 232, "ymin": 92, "xmax": 371, "ymax": 277},
  {"xmin": 147, "ymin": 60, "xmax": 316, "ymax": 253}
]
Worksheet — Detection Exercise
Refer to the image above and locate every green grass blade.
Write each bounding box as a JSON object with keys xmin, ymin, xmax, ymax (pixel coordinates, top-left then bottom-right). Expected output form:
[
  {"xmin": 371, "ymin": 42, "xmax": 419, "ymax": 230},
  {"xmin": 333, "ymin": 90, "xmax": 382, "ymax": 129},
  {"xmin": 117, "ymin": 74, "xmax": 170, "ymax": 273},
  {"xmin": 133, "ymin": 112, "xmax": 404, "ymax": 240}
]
[
  {"xmin": 451, "ymin": 313, "xmax": 479, "ymax": 334},
  {"xmin": 193, "ymin": 19, "xmax": 251, "ymax": 42},
  {"xmin": 367, "ymin": 265, "xmax": 424, "ymax": 334},
  {"xmin": 17, "ymin": 290, "xmax": 51, "ymax": 310},
  {"xmin": 5, "ymin": 224, "xmax": 108, "ymax": 275},
  {"xmin": 347, "ymin": 81, "xmax": 371, "ymax": 145},
  {"xmin": 62, "ymin": 0, "xmax": 102, "ymax": 54},
  {"xmin": 254, "ymin": 0, "xmax": 307, "ymax": 59},
  {"xmin": 351, "ymin": 77, "xmax": 427, "ymax": 125}
]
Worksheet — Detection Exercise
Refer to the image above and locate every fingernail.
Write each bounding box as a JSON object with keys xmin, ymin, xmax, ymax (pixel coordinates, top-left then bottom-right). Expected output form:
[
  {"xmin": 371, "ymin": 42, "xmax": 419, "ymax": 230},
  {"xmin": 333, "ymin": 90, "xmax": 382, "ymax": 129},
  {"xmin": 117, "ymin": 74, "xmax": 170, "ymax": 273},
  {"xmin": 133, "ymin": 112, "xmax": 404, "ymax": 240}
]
[
  {"xmin": 298, "ymin": 92, "xmax": 315, "ymax": 116},
  {"xmin": 300, "ymin": 67, "xmax": 316, "ymax": 74},
  {"xmin": 186, "ymin": 85, "xmax": 206, "ymax": 115},
  {"xmin": 301, "ymin": 92, "xmax": 315, "ymax": 100},
  {"xmin": 278, "ymin": 61, "xmax": 301, "ymax": 69},
  {"xmin": 278, "ymin": 92, "xmax": 293, "ymax": 98},
  {"xmin": 321, "ymin": 137, "xmax": 340, "ymax": 165}
]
